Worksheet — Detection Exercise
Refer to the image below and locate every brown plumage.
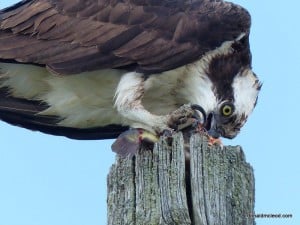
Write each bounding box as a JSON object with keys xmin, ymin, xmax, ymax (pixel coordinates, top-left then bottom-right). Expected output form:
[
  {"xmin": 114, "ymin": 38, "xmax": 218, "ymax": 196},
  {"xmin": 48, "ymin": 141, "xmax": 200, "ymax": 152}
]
[
  {"xmin": 0, "ymin": 0, "xmax": 250, "ymax": 74},
  {"xmin": 0, "ymin": 0, "xmax": 260, "ymax": 144}
]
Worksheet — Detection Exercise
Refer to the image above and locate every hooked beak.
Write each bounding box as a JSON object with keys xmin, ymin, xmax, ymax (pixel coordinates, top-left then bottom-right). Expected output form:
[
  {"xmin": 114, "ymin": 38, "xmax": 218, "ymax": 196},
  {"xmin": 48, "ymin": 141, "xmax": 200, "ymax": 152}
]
[
  {"xmin": 190, "ymin": 105, "xmax": 222, "ymax": 138},
  {"xmin": 205, "ymin": 112, "xmax": 223, "ymax": 138}
]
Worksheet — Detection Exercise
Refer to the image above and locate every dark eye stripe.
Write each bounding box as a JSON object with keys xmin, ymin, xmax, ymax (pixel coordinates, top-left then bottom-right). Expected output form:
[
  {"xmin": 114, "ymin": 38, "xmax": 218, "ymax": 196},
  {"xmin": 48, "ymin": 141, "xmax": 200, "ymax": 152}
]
[{"xmin": 222, "ymin": 115, "xmax": 237, "ymax": 125}]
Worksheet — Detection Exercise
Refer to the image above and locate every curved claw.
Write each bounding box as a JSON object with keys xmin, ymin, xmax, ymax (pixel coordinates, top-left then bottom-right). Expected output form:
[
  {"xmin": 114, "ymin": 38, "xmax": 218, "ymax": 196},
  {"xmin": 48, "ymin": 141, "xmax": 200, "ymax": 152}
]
[{"xmin": 191, "ymin": 104, "xmax": 207, "ymax": 124}]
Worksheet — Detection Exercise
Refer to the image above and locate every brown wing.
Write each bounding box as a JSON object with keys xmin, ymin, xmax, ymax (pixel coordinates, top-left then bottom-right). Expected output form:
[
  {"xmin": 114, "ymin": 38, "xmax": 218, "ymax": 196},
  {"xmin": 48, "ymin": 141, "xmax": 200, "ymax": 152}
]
[{"xmin": 0, "ymin": 0, "xmax": 251, "ymax": 74}]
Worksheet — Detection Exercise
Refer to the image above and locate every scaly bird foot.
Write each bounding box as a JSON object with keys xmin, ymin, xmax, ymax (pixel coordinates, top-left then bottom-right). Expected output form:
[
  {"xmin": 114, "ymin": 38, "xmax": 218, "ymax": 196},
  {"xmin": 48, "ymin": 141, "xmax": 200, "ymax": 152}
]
[{"xmin": 166, "ymin": 104, "xmax": 206, "ymax": 132}]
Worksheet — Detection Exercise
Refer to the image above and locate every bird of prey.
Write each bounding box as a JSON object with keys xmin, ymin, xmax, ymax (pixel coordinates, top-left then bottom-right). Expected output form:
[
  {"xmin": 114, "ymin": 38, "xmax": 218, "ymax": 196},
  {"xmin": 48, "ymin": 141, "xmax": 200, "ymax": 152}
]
[{"xmin": 0, "ymin": 0, "xmax": 261, "ymax": 154}]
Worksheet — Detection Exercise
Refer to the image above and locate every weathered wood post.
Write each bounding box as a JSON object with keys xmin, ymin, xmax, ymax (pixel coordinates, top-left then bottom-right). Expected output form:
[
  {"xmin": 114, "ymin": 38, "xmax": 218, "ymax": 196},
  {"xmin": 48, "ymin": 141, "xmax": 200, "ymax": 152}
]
[{"xmin": 107, "ymin": 132, "xmax": 255, "ymax": 225}]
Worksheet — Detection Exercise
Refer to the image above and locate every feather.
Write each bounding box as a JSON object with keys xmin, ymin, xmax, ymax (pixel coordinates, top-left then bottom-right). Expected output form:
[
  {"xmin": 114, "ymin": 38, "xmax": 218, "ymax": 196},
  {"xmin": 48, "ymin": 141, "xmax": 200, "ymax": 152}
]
[
  {"xmin": 0, "ymin": 87, "xmax": 128, "ymax": 139},
  {"xmin": 0, "ymin": 0, "xmax": 251, "ymax": 74}
]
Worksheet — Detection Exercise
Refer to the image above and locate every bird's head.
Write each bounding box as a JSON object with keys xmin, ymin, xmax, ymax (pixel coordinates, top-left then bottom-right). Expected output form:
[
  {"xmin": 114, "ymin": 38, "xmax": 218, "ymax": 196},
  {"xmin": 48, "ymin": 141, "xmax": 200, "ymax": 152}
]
[
  {"xmin": 204, "ymin": 99, "xmax": 249, "ymax": 139},
  {"xmin": 203, "ymin": 67, "xmax": 261, "ymax": 139},
  {"xmin": 194, "ymin": 37, "xmax": 262, "ymax": 139}
]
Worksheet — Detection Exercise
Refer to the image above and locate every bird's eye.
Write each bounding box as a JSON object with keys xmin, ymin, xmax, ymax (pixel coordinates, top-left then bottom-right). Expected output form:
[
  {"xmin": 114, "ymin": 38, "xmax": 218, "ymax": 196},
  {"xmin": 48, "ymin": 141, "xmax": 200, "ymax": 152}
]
[{"xmin": 221, "ymin": 103, "xmax": 234, "ymax": 117}]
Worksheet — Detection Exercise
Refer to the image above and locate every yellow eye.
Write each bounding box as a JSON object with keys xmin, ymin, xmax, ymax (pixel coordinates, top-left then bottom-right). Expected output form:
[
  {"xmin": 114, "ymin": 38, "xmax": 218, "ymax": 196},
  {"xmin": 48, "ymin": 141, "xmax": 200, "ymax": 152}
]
[{"xmin": 221, "ymin": 104, "xmax": 234, "ymax": 116}]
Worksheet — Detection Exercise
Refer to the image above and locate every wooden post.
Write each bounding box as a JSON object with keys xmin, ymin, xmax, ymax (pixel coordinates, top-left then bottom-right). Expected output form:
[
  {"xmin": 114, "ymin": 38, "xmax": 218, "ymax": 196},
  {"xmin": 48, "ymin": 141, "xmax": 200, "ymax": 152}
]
[{"xmin": 107, "ymin": 132, "xmax": 255, "ymax": 225}]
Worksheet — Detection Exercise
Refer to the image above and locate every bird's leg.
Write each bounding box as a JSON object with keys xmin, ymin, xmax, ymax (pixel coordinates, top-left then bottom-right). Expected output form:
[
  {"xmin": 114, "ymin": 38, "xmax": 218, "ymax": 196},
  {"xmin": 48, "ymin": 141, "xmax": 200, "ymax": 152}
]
[
  {"xmin": 113, "ymin": 73, "xmax": 215, "ymax": 155},
  {"xmin": 114, "ymin": 72, "xmax": 198, "ymax": 134},
  {"xmin": 115, "ymin": 72, "xmax": 170, "ymax": 134}
]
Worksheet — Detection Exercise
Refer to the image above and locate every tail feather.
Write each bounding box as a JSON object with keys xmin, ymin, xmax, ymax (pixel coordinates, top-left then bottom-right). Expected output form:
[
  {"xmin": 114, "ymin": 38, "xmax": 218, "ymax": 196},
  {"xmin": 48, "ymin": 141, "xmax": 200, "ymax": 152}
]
[{"xmin": 0, "ymin": 88, "xmax": 127, "ymax": 140}]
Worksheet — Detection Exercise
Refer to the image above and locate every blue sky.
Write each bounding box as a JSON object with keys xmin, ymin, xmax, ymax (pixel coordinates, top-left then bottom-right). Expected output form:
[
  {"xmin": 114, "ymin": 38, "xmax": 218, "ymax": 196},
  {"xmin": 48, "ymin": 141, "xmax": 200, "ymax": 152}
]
[{"xmin": 0, "ymin": 0, "xmax": 299, "ymax": 225}]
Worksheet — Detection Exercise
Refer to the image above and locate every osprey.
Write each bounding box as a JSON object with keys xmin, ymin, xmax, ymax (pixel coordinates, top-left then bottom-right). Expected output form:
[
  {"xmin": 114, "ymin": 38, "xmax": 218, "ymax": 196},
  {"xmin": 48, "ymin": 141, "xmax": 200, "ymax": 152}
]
[{"xmin": 0, "ymin": 0, "xmax": 261, "ymax": 150}]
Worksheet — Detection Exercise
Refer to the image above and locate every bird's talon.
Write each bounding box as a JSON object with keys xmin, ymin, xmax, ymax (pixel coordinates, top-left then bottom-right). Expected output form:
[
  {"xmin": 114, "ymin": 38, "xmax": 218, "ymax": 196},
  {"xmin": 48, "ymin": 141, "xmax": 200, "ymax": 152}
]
[
  {"xmin": 167, "ymin": 104, "xmax": 207, "ymax": 132},
  {"xmin": 191, "ymin": 104, "xmax": 207, "ymax": 124}
]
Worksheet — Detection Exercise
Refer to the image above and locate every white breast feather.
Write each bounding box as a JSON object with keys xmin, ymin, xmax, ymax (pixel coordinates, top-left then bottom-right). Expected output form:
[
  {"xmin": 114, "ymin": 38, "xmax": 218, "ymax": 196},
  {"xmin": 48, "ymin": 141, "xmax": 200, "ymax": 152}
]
[{"xmin": 41, "ymin": 69, "xmax": 125, "ymax": 127}]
